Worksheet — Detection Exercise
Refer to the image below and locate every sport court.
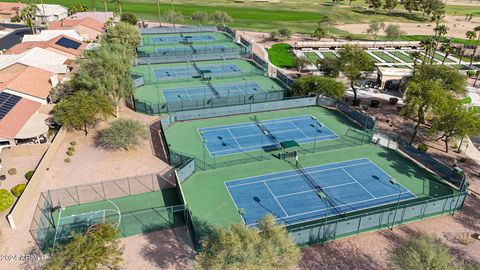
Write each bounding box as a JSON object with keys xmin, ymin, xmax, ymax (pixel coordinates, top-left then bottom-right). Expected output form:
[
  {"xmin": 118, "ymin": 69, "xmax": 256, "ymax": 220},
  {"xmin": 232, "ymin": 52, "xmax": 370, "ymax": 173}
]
[
  {"xmin": 163, "ymin": 81, "xmax": 267, "ymax": 102},
  {"xmin": 198, "ymin": 115, "xmax": 338, "ymax": 156},
  {"xmin": 225, "ymin": 158, "xmax": 416, "ymax": 226},
  {"xmin": 154, "ymin": 63, "xmax": 242, "ymax": 80},
  {"xmin": 151, "ymin": 33, "xmax": 216, "ymax": 44}
]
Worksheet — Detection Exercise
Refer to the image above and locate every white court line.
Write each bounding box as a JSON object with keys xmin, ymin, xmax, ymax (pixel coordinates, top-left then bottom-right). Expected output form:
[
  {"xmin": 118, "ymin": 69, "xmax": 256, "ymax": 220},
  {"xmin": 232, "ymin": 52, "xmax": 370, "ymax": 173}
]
[
  {"xmin": 275, "ymin": 181, "xmax": 358, "ymax": 198},
  {"xmin": 226, "ymin": 127, "xmax": 243, "ymax": 150},
  {"xmin": 227, "ymin": 160, "xmax": 372, "ymax": 188},
  {"xmin": 288, "ymin": 120, "xmax": 311, "ymax": 139},
  {"xmin": 199, "ymin": 115, "xmax": 313, "ymax": 132},
  {"xmin": 341, "ymin": 167, "xmax": 376, "ymax": 199},
  {"xmin": 263, "ymin": 181, "xmax": 289, "ymax": 217}
]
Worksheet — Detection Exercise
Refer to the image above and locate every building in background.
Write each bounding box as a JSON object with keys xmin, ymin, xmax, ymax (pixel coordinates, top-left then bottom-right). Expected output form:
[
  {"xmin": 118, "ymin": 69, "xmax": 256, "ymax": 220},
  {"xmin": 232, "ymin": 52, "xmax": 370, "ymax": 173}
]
[
  {"xmin": 36, "ymin": 4, "xmax": 68, "ymax": 23},
  {"xmin": 49, "ymin": 17, "xmax": 105, "ymax": 41},
  {"xmin": 0, "ymin": 2, "xmax": 24, "ymax": 20}
]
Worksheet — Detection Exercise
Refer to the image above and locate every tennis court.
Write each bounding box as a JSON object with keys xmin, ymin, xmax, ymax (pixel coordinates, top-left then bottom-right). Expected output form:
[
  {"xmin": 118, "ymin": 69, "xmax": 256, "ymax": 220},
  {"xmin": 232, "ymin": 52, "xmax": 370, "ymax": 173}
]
[
  {"xmin": 225, "ymin": 158, "xmax": 416, "ymax": 226},
  {"xmin": 154, "ymin": 63, "xmax": 242, "ymax": 80},
  {"xmin": 163, "ymin": 81, "xmax": 267, "ymax": 102},
  {"xmin": 152, "ymin": 34, "xmax": 216, "ymax": 44},
  {"xmin": 198, "ymin": 115, "xmax": 338, "ymax": 156}
]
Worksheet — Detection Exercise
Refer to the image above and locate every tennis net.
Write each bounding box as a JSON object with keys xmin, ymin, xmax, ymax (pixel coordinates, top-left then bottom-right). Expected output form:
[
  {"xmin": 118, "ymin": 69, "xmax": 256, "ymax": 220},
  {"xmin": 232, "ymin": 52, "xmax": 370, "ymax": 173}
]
[
  {"xmin": 295, "ymin": 161, "xmax": 344, "ymax": 216},
  {"xmin": 192, "ymin": 62, "xmax": 202, "ymax": 74},
  {"xmin": 207, "ymin": 81, "xmax": 221, "ymax": 97},
  {"xmin": 252, "ymin": 116, "xmax": 282, "ymax": 149}
]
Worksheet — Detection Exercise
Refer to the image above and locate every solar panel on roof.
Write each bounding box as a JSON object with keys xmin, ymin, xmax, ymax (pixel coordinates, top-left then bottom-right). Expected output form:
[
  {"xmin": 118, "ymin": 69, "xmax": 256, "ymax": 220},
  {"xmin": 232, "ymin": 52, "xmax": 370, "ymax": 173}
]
[
  {"xmin": 55, "ymin": 37, "xmax": 81, "ymax": 50},
  {"xmin": 0, "ymin": 92, "xmax": 21, "ymax": 120}
]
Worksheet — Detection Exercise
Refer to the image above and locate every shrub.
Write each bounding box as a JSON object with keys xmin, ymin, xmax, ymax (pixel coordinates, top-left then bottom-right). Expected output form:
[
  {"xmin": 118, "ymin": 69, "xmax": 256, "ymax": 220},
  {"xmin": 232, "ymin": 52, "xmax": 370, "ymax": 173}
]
[
  {"xmin": 25, "ymin": 170, "xmax": 34, "ymax": 181},
  {"xmin": 389, "ymin": 97, "xmax": 398, "ymax": 105},
  {"xmin": 370, "ymin": 100, "xmax": 380, "ymax": 108},
  {"xmin": 64, "ymin": 158, "xmax": 71, "ymax": 163},
  {"xmin": 0, "ymin": 189, "xmax": 14, "ymax": 212},
  {"xmin": 66, "ymin": 151, "xmax": 74, "ymax": 156},
  {"xmin": 70, "ymin": 141, "xmax": 77, "ymax": 146},
  {"xmin": 352, "ymin": 99, "xmax": 361, "ymax": 106},
  {"xmin": 11, "ymin": 183, "xmax": 26, "ymax": 198},
  {"xmin": 120, "ymin": 13, "xmax": 137, "ymax": 25},
  {"xmin": 68, "ymin": 146, "xmax": 76, "ymax": 152},
  {"xmin": 96, "ymin": 119, "xmax": 148, "ymax": 151},
  {"xmin": 10, "ymin": 15, "xmax": 21, "ymax": 22},
  {"xmin": 456, "ymin": 232, "xmax": 475, "ymax": 246},
  {"xmin": 418, "ymin": 143, "xmax": 428, "ymax": 153},
  {"xmin": 7, "ymin": 168, "xmax": 16, "ymax": 175}
]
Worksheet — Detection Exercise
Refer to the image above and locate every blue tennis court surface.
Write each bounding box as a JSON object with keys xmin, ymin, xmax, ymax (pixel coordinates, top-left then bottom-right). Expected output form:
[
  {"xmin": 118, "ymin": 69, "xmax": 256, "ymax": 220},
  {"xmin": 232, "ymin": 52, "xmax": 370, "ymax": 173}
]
[
  {"xmin": 151, "ymin": 34, "xmax": 216, "ymax": 44},
  {"xmin": 163, "ymin": 81, "xmax": 265, "ymax": 102},
  {"xmin": 198, "ymin": 115, "xmax": 338, "ymax": 156},
  {"xmin": 225, "ymin": 158, "xmax": 416, "ymax": 226},
  {"xmin": 154, "ymin": 64, "xmax": 241, "ymax": 80}
]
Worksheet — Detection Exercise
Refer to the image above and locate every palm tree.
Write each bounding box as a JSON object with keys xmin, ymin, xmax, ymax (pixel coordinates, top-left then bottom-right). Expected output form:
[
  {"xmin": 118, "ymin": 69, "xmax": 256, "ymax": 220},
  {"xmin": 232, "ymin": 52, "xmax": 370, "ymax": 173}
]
[
  {"xmin": 420, "ymin": 37, "xmax": 435, "ymax": 65},
  {"xmin": 92, "ymin": 0, "xmax": 96, "ymax": 11},
  {"xmin": 409, "ymin": 51, "xmax": 421, "ymax": 74},
  {"xmin": 103, "ymin": 0, "xmax": 108, "ymax": 11},
  {"xmin": 469, "ymin": 25, "xmax": 480, "ymax": 68},
  {"xmin": 111, "ymin": 0, "xmax": 122, "ymax": 15},
  {"xmin": 440, "ymin": 43, "xmax": 455, "ymax": 65},
  {"xmin": 431, "ymin": 24, "xmax": 448, "ymax": 64},
  {"xmin": 460, "ymin": 30, "xmax": 476, "ymax": 68},
  {"xmin": 20, "ymin": 3, "xmax": 38, "ymax": 34}
]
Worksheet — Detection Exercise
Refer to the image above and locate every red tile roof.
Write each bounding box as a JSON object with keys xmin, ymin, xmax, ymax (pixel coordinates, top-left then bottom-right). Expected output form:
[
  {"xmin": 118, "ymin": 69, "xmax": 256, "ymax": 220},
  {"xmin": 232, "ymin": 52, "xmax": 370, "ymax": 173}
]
[
  {"xmin": 0, "ymin": 2, "xmax": 23, "ymax": 16},
  {"xmin": 0, "ymin": 97, "xmax": 40, "ymax": 140},
  {"xmin": 49, "ymin": 17, "xmax": 105, "ymax": 32},
  {"xmin": 6, "ymin": 35, "xmax": 87, "ymax": 56},
  {"xmin": 0, "ymin": 66, "xmax": 53, "ymax": 99}
]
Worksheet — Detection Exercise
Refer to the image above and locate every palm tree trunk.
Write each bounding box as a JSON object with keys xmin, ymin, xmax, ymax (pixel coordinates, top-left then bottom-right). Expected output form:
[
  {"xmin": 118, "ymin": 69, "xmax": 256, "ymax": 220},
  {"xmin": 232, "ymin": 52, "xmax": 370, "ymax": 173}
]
[
  {"xmin": 444, "ymin": 136, "xmax": 449, "ymax": 153},
  {"xmin": 413, "ymin": 58, "xmax": 417, "ymax": 75},
  {"xmin": 104, "ymin": 1, "xmax": 108, "ymax": 11},
  {"xmin": 469, "ymin": 35, "xmax": 480, "ymax": 68},
  {"xmin": 475, "ymin": 71, "xmax": 480, "ymax": 86},
  {"xmin": 351, "ymin": 81, "xmax": 357, "ymax": 101},
  {"xmin": 442, "ymin": 54, "xmax": 447, "ymax": 65}
]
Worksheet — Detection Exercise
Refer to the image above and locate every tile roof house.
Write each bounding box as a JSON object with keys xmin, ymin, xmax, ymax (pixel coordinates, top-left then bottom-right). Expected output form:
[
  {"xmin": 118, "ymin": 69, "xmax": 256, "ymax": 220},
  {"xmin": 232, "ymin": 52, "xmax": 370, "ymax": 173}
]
[
  {"xmin": 67, "ymin": 11, "xmax": 115, "ymax": 24},
  {"xmin": 22, "ymin": 30, "xmax": 84, "ymax": 42},
  {"xmin": 0, "ymin": 47, "xmax": 70, "ymax": 74},
  {"xmin": 0, "ymin": 64, "xmax": 57, "ymax": 104},
  {"xmin": 8, "ymin": 35, "xmax": 88, "ymax": 59},
  {"xmin": 36, "ymin": 4, "xmax": 68, "ymax": 23},
  {"xmin": 49, "ymin": 17, "xmax": 105, "ymax": 41},
  {"xmin": 0, "ymin": 2, "xmax": 24, "ymax": 19}
]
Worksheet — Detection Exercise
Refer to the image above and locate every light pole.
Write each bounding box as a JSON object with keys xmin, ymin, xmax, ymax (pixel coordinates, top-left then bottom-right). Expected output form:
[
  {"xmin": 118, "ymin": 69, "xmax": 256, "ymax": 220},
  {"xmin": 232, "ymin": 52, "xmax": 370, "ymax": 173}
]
[
  {"xmin": 243, "ymin": 77, "xmax": 247, "ymax": 95},
  {"xmin": 201, "ymin": 133, "xmax": 207, "ymax": 170},
  {"xmin": 147, "ymin": 60, "xmax": 152, "ymax": 83},
  {"xmin": 238, "ymin": 208, "xmax": 246, "ymax": 226},
  {"xmin": 222, "ymin": 55, "xmax": 225, "ymax": 78},
  {"xmin": 390, "ymin": 178, "xmax": 402, "ymax": 230},
  {"xmin": 185, "ymin": 57, "xmax": 189, "ymax": 77},
  {"xmin": 318, "ymin": 191, "xmax": 328, "ymax": 245}
]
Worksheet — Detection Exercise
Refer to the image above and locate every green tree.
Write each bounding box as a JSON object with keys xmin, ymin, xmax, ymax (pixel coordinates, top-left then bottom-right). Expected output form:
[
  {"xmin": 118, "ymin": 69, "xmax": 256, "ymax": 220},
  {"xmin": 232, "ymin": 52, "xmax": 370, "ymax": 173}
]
[
  {"xmin": 269, "ymin": 31, "xmax": 278, "ymax": 41},
  {"xmin": 440, "ymin": 42, "xmax": 455, "ymax": 65},
  {"xmin": 111, "ymin": 0, "xmax": 122, "ymax": 14},
  {"xmin": 385, "ymin": 24, "xmax": 405, "ymax": 40},
  {"xmin": 403, "ymin": 0, "xmax": 419, "ymax": 15},
  {"xmin": 460, "ymin": 30, "xmax": 476, "ymax": 68},
  {"xmin": 383, "ymin": 0, "xmax": 398, "ymax": 14},
  {"xmin": 196, "ymin": 215, "xmax": 300, "ymax": 270},
  {"xmin": 365, "ymin": 0, "xmax": 383, "ymax": 14},
  {"xmin": 103, "ymin": 21, "xmax": 141, "ymax": 49},
  {"xmin": 164, "ymin": 10, "xmax": 181, "ymax": 24},
  {"xmin": 318, "ymin": 16, "xmax": 335, "ymax": 36},
  {"xmin": 43, "ymin": 222, "xmax": 123, "ymax": 269},
  {"xmin": 293, "ymin": 57, "xmax": 310, "ymax": 72},
  {"xmin": 420, "ymin": 37, "xmax": 436, "ymax": 65},
  {"xmin": 96, "ymin": 118, "xmax": 148, "ymax": 150},
  {"xmin": 54, "ymin": 91, "xmax": 114, "ymax": 135},
  {"xmin": 20, "ymin": 3, "xmax": 38, "ymax": 34},
  {"xmin": 366, "ymin": 22, "xmax": 385, "ymax": 42},
  {"xmin": 68, "ymin": 3, "xmax": 88, "ymax": 15},
  {"xmin": 292, "ymin": 76, "xmax": 345, "ymax": 99},
  {"xmin": 430, "ymin": 100, "xmax": 480, "ymax": 152},
  {"xmin": 409, "ymin": 51, "xmax": 421, "ymax": 75},
  {"xmin": 120, "ymin": 13, "xmax": 137, "ymax": 25},
  {"xmin": 317, "ymin": 57, "xmax": 341, "ymax": 78},
  {"xmin": 338, "ymin": 44, "xmax": 376, "ymax": 101},
  {"xmin": 278, "ymin": 27, "xmax": 292, "ymax": 39},
  {"xmin": 469, "ymin": 26, "xmax": 480, "ymax": 68},
  {"xmin": 401, "ymin": 65, "xmax": 467, "ymax": 143},
  {"xmin": 420, "ymin": 0, "xmax": 445, "ymax": 18},
  {"xmin": 210, "ymin": 11, "xmax": 232, "ymax": 27},
  {"xmin": 388, "ymin": 232, "xmax": 457, "ymax": 270},
  {"xmin": 192, "ymin": 11, "xmax": 209, "ymax": 25},
  {"xmin": 312, "ymin": 27, "xmax": 327, "ymax": 40}
]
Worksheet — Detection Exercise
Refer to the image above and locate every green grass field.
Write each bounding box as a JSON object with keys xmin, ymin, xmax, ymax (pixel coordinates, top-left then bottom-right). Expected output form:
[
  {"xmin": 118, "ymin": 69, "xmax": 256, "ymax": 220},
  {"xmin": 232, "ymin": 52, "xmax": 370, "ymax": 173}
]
[
  {"xmin": 266, "ymin": 43, "xmax": 296, "ymax": 68},
  {"xmin": 432, "ymin": 52, "xmax": 456, "ymax": 63},
  {"xmin": 7, "ymin": 0, "xmax": 476, "ymax": 34},
  {"xmin": 304, "ymin": 52, "xmax": 321, "ymax": 66},
  {"xmin": 389, "ymin": 51, "xmax": 415, "ymax": 63},
  {"xmin": 372, "ymin": 51, "xmax": 399, "ymax": 63},
  {"xmin": 319, "ymin": 51, "xmax": 339, "ymax": 60}
]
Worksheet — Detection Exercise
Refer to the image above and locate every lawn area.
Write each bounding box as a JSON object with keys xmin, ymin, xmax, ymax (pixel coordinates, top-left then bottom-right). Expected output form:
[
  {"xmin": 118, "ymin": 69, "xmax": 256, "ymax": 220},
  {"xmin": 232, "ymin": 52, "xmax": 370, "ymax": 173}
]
[
  {"xmin": 266, "ymin": 43, "xmax": 296, "ymax": 68},
  {"xmin": 304, "ymin": 52, "xmax": 321, "ymax": 66},
  {"xmin": 319, "ymin": 51, "xmax": 338, "ymax": 60},
  {"xmin": 389, "ymin": 51, "xmax": 415, "ymax": 63},
  {"xmin": 372, "ymin": 51, "xmax": 398, "ymax": 63},
  {"xmin": 461, "ymin": 96, "xmax": 472, "ymax": 104},
  {"xmin": 3, "ymin": 0, "xmax": 471, "ymax": 33}
]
